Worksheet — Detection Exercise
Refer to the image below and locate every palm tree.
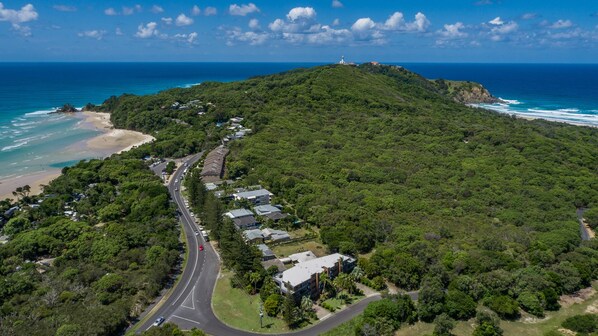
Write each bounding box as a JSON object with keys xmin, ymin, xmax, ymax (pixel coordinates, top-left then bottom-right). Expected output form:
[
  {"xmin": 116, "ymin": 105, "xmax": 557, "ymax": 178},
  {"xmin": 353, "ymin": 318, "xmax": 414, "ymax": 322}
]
[
  {"xmin": 333, "ymin": 273, "xmax": 356, "ymax": 294},
  {"xmin": 249, "ymin": 271, "xmax": 261, "ymax": 295},
  {"xmin": 350, "ymin": 266, "xmax": 365, "ymax": 281},
  {"xmin": 318, "ymin": 272, "xmax": 335, "ymax": 299}
]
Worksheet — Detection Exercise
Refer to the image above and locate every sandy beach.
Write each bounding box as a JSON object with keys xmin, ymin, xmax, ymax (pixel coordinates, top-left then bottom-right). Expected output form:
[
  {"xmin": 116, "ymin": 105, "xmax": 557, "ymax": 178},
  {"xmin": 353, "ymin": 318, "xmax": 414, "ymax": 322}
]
[
  {"xmin": 80, "ymin": 111, "xmax": 155, "ymax": 154},
  {"xmin": 0, "ymin": 111, "xmax": 154, "ymax": 201}
]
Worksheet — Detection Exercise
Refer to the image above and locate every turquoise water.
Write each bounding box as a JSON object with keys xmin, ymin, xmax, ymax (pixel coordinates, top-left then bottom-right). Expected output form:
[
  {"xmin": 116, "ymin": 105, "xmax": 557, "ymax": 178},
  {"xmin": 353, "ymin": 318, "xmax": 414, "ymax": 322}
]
[{"xmin": 1, "ymin": 62, "xmax": 597, "ymax": 179}]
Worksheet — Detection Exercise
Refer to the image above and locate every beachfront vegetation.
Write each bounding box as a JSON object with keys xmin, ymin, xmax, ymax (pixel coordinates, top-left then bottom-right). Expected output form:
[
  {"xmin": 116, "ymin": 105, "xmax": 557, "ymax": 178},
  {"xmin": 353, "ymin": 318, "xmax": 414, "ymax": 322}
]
[{"xmin": 0, "ymin": 158, "xmax": 180, "ymax": 335}]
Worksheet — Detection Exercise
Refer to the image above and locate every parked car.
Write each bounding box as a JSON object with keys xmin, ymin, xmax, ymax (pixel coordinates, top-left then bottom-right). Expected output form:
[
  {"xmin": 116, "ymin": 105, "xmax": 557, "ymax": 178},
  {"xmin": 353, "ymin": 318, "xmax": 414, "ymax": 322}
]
[{"xmin": 199, "ymin": 244, "xmax": 204, "ymax": 251}]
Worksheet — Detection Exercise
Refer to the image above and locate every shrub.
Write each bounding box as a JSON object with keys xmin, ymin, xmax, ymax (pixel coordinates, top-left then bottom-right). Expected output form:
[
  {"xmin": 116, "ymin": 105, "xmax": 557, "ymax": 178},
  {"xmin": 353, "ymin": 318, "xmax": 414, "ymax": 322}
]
[
  {"xmin": 561, "ymin": 314, "xmax": 598, "ymax": 333},
  {"xmin": 483, "ymin": 295, "xmax": 520, "ymax": 320}
]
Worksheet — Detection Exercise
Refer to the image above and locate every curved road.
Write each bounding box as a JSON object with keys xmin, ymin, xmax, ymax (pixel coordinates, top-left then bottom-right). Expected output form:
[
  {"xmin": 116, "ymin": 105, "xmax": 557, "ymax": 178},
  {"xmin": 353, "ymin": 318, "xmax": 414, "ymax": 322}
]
[{"xmin": 138, "ymin": 153, "xmax": 382, "ymax": 335}]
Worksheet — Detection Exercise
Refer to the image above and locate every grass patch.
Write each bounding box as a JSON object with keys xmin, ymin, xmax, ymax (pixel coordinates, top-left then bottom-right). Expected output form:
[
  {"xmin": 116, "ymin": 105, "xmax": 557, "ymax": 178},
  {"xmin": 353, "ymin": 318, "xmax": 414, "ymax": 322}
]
[
  {"xmin": 320, "ymin": 315, "xmax": 363, "ymax": 336},
  {"xmin": 322, "ymin": 298, "xmax": 345, "ymax": 312},
  {"xmin": 271, "ymin": 240, "xmax": 327, "ymax": 258},
  {"xmin": 212, "ymin": 269, "xmax": 289, "ymax": 334}
]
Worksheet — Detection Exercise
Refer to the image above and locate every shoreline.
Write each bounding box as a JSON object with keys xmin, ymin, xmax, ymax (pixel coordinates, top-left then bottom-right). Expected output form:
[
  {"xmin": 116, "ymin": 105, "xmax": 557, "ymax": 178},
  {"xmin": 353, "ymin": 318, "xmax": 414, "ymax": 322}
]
[
  {"xmin": 473, "ymin": 102, "xmax": 598, "ymax": 129},
  {"xmin": 0, "ymin": 111, "xmax": 155, "ymax": 202}
]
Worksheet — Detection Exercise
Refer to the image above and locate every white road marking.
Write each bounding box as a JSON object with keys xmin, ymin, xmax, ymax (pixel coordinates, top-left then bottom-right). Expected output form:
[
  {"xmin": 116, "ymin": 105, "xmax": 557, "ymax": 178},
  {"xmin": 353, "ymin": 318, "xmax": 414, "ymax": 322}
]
[
  {"xmin": 181, "ymin": 285, "xmax": 196, "ymax": 310},
  {"xmin": 170, "ymin": 314, "xmax": 202, "ymax": 325}
]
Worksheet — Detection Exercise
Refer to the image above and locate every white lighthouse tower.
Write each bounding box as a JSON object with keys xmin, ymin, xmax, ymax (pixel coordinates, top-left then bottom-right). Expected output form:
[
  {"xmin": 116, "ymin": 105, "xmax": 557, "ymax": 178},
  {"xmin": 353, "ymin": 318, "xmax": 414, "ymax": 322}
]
[{"xmin": 339, "ymin": 56, "xmax": 346, "ymax": 65}]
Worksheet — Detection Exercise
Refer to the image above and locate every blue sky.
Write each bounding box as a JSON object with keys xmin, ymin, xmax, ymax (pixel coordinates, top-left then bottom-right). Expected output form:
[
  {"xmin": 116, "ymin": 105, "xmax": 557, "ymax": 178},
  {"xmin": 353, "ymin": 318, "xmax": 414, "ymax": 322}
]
[{"xmin": 0, "ymin": 1, "xmax": 597, "ymax": 62}]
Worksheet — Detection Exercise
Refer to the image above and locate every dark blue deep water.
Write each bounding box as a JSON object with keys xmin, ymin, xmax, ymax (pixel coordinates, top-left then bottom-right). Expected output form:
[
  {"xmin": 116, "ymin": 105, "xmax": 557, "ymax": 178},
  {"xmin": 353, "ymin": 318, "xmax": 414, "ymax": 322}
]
[{"xmin": 0, "ymin": 62, "xmax": 596, "ymax": 179}]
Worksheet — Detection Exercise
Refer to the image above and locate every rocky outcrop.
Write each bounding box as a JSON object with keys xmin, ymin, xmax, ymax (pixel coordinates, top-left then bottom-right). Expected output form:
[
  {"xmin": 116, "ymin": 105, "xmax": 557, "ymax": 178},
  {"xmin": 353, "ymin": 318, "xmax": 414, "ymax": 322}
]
[
  {"xmin": 434, "ymin": 79, "xmax": 502, "ymax": 104},
  {"xmin": 54, "ymin": 103, "xmax": 78, "ymax": 113}
]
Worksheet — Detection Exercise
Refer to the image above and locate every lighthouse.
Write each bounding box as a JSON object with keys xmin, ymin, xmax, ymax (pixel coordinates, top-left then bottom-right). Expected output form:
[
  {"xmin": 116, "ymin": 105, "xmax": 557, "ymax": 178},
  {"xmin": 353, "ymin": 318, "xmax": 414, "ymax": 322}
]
[{"xmin": 339, "ymin": 56, "xmax": 346, "ymax": 65}]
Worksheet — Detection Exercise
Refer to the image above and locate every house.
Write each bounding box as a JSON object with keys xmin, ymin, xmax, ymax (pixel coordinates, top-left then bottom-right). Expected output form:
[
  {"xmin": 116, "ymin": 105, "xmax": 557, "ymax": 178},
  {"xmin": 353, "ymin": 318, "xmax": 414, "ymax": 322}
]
[
  {"xmin": 233, "ymin": 189, "xmax": 273, "ymax": 205},
  {"xmin": 201, "ymin": 145, "xmax": 229, "ymax": 182},
  {"xmin": 263, "ymin": 212, "xmax": 289, "ymax": 222},
  {"xmin": 273, "ymin": 253, "xmax": 356, "ymax": 300},
  {"xmin": 253, "ymin": 204, "xmax": 281, "ymax": 216},
  {"xmin": 230, "ymin": 117, "xmax": 244, "ymax": 123},
  {"xmin": 257, "ymin": 244, "xmax": 276, "ymax": 261},
  {"xmin": 225, "ymin": 208, "xmax": 258, "ymax": 230},
  {"xmin": 243, "ymin": 229, "xmax": 265, "ymax": 244},
  {"xmin": 225, "ymin": 208, "xmax": 253, "ymax": 219},
  {"xmin": 4, "ymin": 206, "xmax": 19, "ymax": 218},
  {"xmin": 262, "ymin": 228, "xmax": 291, "ymax": 242}
]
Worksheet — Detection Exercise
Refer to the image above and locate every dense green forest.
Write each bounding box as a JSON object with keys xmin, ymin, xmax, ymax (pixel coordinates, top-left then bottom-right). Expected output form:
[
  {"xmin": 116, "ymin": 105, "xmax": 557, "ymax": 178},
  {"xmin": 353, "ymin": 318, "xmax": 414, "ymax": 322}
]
[
  {"xmin": 105, "ymin": 64, "xmax": 598, "ymax": 323},
  {"xmin": 2, "ymin": 63, "xmax": 597, "ymax": 335},
  {"xmin": 0, "ymin": 158, "xmax": 180, "ymax": 335}
]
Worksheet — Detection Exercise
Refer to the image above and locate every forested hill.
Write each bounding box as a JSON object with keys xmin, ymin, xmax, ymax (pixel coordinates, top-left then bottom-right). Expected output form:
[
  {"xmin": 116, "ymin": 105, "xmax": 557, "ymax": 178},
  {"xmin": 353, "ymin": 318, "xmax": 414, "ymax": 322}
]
[{"xmin": 106, "ymin": 63, "xmax": 597, "ymax": 318}]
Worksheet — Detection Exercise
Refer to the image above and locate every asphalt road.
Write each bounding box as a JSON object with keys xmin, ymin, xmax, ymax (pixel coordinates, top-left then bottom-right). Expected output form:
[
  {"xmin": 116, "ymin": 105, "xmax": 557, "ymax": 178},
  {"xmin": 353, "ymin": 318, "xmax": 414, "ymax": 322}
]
[
  {"xmin": 138, "ymin": 153, "xmax": 387, "ymax": 335},
  {"xmin": 577, "ymin": 208, "xmax": 590, "ymax": 241}
]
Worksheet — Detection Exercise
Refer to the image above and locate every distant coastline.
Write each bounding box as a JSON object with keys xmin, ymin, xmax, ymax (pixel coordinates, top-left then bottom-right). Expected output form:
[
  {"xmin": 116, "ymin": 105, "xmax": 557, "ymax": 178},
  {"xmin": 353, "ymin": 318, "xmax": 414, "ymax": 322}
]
[{"xmin": 0, "ymin": 111, "xmax": 154, "ymax": 201}]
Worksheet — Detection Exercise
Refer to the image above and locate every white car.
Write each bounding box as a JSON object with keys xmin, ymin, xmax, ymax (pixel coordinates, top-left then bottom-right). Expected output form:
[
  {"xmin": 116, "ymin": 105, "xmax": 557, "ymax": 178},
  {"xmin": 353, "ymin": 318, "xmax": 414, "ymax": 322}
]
[{"xmin": 152, "ymin": 316, "xmax": 165, "ymax": 327}]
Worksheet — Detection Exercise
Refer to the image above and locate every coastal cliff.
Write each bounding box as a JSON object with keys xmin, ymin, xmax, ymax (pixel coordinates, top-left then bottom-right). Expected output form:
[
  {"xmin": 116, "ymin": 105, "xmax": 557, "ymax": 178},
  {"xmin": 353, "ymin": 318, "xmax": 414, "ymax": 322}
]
[{"xmin": 434, "ymin": 79, "xmax": 502, "ymax": 104}]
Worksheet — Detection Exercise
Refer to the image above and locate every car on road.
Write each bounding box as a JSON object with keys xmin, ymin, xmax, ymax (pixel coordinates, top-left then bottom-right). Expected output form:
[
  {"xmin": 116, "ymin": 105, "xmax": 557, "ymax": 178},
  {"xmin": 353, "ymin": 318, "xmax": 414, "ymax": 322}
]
[
  {"xmin": 194, "ymin": 230, "xmax": 199, "ymax": 236},
  {"xmin": 174, "ymin": 187, "xmax": 178, "ymax": 191},
  {"xmin": 152, "ymin": 316, "xmax": 165, "ymax": 327},
  {"xmin": 174, "ymin": 179, "xmax": 178, "ymax": 183},
  {"xmin": 199, "ymin": 244, "xmax": 204, "ymax": 251}
]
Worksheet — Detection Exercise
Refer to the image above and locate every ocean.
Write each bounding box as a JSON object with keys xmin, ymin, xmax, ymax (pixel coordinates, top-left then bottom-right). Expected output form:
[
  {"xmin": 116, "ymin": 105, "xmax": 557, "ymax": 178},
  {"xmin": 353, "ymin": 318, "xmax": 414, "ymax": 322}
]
[{"xmin": 1, "ymin": 62, "xmax": 597, "ymax": 179}]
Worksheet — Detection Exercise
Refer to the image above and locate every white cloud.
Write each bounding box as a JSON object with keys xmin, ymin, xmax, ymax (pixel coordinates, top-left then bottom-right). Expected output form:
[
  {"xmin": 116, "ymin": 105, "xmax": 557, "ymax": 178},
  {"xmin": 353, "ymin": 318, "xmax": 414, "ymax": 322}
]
[
  {"xmin": 151, "ymin": 5, "xmax": 164, "ymax": 14},
  {"xmin": 53, "ymin": 5, "xmax": 76, "ymax": 12},
  {"xmin": 192, "ymin": 5, "xmax": 201, "ymax": 16},
  {"xmin": 384, "ymin": 12, "xmax": 404, "ymax": 30},
  {"xmin": 78, "ymin": 29, "xmax": 106, "ymax": 40},
  {"xmin": 492, "ymin": 21, "xmax": 518, "ymax": 34},
  {"xmin": 229, "ymin": 3, "xmax": 259, "ymax": 16},
  {"xmin": 268, "ymin": 19, "xmax": 284, "ymax": 32},
  {"xmin": 107, "ymin": 5, "xmax": 141, "ymax": 16},
  {"xmin": 204, "ymin": 7, "xmax": 217, "ymax": 16},
  {"xmin": 489, "ymin": 17, "xmax": 504, "ymax": 25},
  {"xmin": 550, "ymin": 19, "xmax": 573, "ymax": 29},
  {"xmin": 332, "ymin": 0, "xmax": 343, "ymax": 8},
  {"xmin": 332, "ymin": 18, "xmax": 340, "ymax": 26},
  {"xmin": 161, "ymin": 17, "xmax": 173, "ymax": 25},
  {"xmin": 12, "ymin": 24, "xmax": 31, "ymax": 36},
  {"xmin": 383, "ymin": 12, "xmax": 429, "ymax": 32},
  {"xmin": 174, "ymin": 32, "xmax": 198, "ymax": 44},
  {"xmin": 0, "ymin": 3, "xmax": 38, "ymax": 23},
  {"xmin": 104, "ymin": 8, "xmax": 117, "ymax": 16},
  {"xmin": 438, "ymin": 22, "xmax": 467, "ymax": 38},
  {"xmin": 122, "ymin": 5, "xmax": 142, "ymax": 16},
  {"xmin": 115, "ymin": 27, "xmax": 123, "ymax": 35},
  {"xmin": 352, "ymin": 17, "xmax": 376, "ymax": 32},
  {"xmin": 249, "ymin": 18, "xmax": 260, "ymax": 30},
  {"xmin": 176, "ymin": 13, "xmax": 193, "ymax": 26},
  {"xmin": 410, "ymin": 12, "xmax": 430, "ymax": 32},
  {"xmin": 287, "ymin": 7, "xmax": 316, "ymax": 22},
  {"xmin": 135, "ymin": 22, "xmax": 158, "ymax": 38},
  {"xmin": 305, "ymin": 25, "xmax": 351, "ymax": 44},
  {"xmin": 226, "ymin": 27, "xmax": 268, "ymax": 45}
]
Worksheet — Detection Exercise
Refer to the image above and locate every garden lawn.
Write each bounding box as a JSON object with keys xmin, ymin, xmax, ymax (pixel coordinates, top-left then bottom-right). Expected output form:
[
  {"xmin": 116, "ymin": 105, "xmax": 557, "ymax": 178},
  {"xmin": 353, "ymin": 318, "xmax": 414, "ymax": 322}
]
[
  {"xmin": 212, "ymin": 270, "xmax": 289, "ymax": 334},
  {"xmin": 271, "ymin": 240, "xmax": 327, "ymax": 258}
]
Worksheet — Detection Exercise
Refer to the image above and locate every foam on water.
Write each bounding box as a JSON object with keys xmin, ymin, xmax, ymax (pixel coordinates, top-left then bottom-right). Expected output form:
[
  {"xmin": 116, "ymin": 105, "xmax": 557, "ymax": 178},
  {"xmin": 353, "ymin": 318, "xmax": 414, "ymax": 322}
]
[{"xmin": 478, "ymin": 99, "xmax": 598, "ymax": 127}]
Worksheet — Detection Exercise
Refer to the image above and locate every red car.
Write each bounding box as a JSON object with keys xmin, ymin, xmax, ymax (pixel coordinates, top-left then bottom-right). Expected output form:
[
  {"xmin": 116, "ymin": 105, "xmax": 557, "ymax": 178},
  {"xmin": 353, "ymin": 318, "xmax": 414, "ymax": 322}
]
[{"xmin": 199, "ymin": 244, "xmax": 204, "ymax": 251}]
